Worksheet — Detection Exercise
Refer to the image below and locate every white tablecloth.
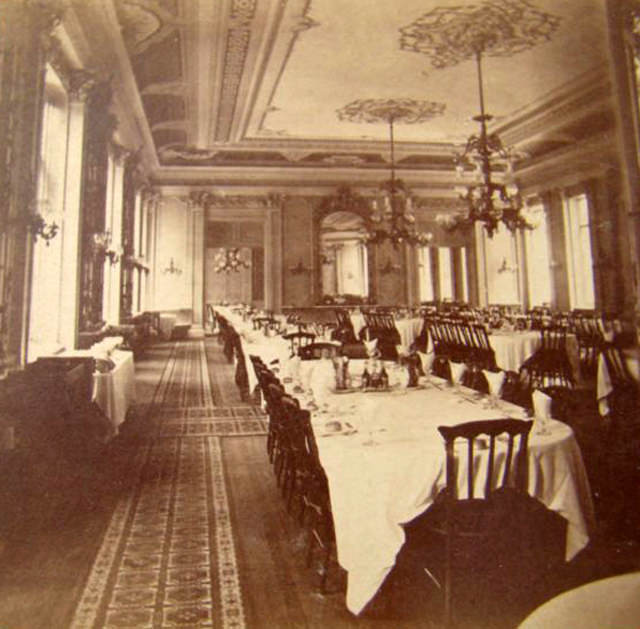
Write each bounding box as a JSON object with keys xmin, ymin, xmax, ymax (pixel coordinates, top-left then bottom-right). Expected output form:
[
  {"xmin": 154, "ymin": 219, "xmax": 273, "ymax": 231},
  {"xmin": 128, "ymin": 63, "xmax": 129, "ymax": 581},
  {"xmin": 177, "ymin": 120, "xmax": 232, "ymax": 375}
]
[
  {"xmin": 518, "ymin": 571, "xmax": 640, "ymax": 628},
  {"xmin": 60, "ymin": 343, "xmax": 136, "ymax": 439},
  {"xmin": 307, "ymin": 384, "xmax": 594, "ymax": 615},
  {"xmin": 350, "ymin": 314, "xmax": 423, "ymax": 349},
  {"xmin": 596, "ymin": 347, "xmax": 640, "ymax": 416},
  {"xmin": 93, "ymin": 349, "xmax": 136, "ymax": 436},
  {"xmin": 158, "ymin": 313, "xmax": 177, "ymax": 340},
  {"xmin": 490, "ymin": 331, "xmax": 581, "ymax": 381}
]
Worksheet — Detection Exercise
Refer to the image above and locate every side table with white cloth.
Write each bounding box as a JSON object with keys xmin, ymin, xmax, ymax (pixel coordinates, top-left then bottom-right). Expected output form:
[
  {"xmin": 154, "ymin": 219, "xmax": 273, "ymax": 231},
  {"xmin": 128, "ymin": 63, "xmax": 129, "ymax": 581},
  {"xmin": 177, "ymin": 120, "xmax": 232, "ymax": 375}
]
[
  {"xmin": 305, "ymin": 383, "xmax": 595, "ymax": 615},
  {"xmin": 61, "ymin": 342, "xmax": 136, "ymax": 439}
]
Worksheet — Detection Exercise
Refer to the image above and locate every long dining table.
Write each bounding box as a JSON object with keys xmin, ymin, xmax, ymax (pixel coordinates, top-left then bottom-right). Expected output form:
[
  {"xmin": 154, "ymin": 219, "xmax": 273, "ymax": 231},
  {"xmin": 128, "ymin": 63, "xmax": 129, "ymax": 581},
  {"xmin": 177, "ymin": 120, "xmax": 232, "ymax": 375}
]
[
  {"xmin": 304, "ymin": 379, "xmax": 594, "ymax": 614},
  {"xmin": 212, "ymin": 306, "xmax": 595, "ymax": 614}
]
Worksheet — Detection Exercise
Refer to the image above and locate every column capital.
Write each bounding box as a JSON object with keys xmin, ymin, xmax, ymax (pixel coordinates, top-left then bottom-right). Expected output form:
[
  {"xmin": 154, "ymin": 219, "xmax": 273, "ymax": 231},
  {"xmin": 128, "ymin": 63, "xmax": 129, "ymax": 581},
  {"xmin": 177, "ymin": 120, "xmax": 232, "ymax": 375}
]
[{"xmin": 110, "ymin": 142, "xmax": 131, "ymax": 166}]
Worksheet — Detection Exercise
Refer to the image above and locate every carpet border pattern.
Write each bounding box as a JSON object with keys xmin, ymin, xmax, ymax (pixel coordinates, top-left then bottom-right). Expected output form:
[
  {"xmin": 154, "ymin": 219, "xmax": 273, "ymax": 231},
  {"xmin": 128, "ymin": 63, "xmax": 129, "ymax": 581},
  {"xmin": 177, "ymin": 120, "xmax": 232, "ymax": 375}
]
[{"xmin": 70, "ymin": 341, "xmax": 250, "ymax": 629}]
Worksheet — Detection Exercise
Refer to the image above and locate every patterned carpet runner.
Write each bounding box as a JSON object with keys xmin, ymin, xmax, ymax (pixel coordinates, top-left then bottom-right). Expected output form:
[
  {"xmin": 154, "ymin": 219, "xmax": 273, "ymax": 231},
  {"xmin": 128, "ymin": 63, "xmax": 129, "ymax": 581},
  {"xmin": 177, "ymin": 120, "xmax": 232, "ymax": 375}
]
[{"xmin": 71, "ymin": 340, "xmax": 266, "ymax": 629}]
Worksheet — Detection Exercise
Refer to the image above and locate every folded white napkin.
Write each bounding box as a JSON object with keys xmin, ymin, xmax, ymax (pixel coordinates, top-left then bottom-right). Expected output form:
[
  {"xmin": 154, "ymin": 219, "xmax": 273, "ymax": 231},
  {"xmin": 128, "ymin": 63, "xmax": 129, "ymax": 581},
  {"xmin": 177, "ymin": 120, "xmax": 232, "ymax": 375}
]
[
  {"xmin": 284, "ymin": 355, "xmax": 301, "ymax": 381},
  {"xmin": 532, "ymin": 390, "xmax": 552, "ymax": 419},
  {"xmin": 364, "ymin": 338, "xmax": 379, "ymax": 357},
  {"xmin": 483, "ymin": 370, "xmax": 506, "ymax": 397},
  {"xmin": 450, "ymin": 362, "xmax": 467, "ymax": 385},
  {"xmin": 309, "ymin": 358, "xmax": 336, "ymax": 401},
  {"xmin": 418, "ymin": 351, "xmax": 435, "ymax": 374}
]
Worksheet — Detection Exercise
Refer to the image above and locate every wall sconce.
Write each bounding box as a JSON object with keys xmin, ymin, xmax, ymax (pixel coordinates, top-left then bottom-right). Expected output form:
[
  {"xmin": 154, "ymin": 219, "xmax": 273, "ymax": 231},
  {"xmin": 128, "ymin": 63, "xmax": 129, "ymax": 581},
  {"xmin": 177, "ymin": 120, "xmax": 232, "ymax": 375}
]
[
  {"xmin": 105, "ymin": 246, "xmax": 123, "ymax": 266},
  {"xmin": 497, "ymin": 257, "xmax": 518, "ymax": 274},
  {"xmin": 289, "ymin": 259, "xmax": 311, "ymax": 275},
  {"xmin": 27, "ymin": 212, "xmax": 59, "ymax": 245},
  {"xmin": 379, "ymin": 258, "xmax": 402, "ymax": 274},
  {"xmin": 163, "ymin": 258, "xmax": 182, "ymax": 275},
  {"xmin": 92, "ymin": 230, "xmax": 112, "ymax": 255}
]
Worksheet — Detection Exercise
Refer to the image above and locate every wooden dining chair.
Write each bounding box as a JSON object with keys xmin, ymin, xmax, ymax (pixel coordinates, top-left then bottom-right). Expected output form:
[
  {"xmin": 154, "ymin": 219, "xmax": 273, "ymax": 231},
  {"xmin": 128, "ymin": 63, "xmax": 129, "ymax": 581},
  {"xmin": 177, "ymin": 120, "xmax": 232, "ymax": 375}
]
[
  {"xmin": 599, "ymin": 343, "xmax": 640, "ymax": 534},
  {"xmin": 405, "ymin": 418, "xmax": 535, "ymax": 627},
  {"xmin": 282, "ymin": 330, "xmax": 316, "ymax": 356},
  {"xmin": 297, "ymin": 342, "xmax": 341, "ymax": 360},
  {"xmin": 298, "ymin": 410, "xmax": 335, "ymax": 593}
]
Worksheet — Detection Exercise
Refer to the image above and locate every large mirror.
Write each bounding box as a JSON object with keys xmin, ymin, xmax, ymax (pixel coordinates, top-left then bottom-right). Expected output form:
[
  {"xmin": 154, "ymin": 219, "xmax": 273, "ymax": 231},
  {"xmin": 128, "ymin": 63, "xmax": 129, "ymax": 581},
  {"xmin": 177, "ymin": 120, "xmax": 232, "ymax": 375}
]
[{"xmin": 319, "ymin": 211, "xmax": 369, "ymax": 299}]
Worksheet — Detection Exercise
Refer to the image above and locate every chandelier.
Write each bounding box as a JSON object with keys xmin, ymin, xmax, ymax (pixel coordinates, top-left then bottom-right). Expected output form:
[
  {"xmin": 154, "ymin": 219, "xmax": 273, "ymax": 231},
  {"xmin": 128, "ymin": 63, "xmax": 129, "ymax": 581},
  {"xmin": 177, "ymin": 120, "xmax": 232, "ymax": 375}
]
[
  {"xmin": 337, "ymin": 99, "xmax": 445, "ymax": 247},
  {"xmin": 399, "ymin": 1, "xmax": 561, "ymax": 237},
  {"xmin": 214, "ymin": 248, "xmax": 250, "ymax": 273}
]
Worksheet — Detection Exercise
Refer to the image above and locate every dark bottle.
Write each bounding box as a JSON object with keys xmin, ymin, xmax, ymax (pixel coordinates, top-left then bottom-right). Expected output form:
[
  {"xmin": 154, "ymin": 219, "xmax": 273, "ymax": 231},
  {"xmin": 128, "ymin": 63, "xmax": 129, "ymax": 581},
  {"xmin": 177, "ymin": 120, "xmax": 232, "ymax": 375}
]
[
  {"xmin": 407, "ymin": 353, "xmax": 419, "ymax": 387},
  {"xmin": 379, "ymin": 364, "xmax": 389, "ymax": 389},
  {"xmin": 361, "ymin": 366, "xmax": 370, "ymax": 389}
]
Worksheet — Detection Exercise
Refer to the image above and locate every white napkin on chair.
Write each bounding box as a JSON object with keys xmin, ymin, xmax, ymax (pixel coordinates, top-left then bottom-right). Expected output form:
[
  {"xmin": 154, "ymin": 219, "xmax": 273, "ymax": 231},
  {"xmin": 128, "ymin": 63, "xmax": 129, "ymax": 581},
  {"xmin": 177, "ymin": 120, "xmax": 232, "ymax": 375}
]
[
  {"xmin": 364, "ymin": 338, "xmax": 379, "ymax": 357},
  {"xmin": 417, "ymin": 351, "xmax": 435, "ymax": 374},
  {"xmin": 483, "ymin": 370, "xmax": 506, "ymax": 398},
  {"xmin": 532, "ymin": 390, "xmax": 553, "ymax": 419},
  {"xmin": 450, "ymin": 362, "xmax": 467, "ymax": 385}
]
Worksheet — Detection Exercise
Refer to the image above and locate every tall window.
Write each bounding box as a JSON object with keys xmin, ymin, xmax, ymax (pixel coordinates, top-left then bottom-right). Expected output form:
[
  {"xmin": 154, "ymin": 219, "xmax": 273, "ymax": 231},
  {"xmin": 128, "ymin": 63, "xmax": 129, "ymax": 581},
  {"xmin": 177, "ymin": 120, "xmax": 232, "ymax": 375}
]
[
  {"xmin": 418, "ymin": 246, "xmax": 434, "ymax": 302},
  {"xmin": 563, "ymin": 193, "xmax": 595, "ymax": 309},
  {"xmin": 438, "ymin": 247, "xmax": 454, "ymax": 300},
  {"xmin": 459, "ymin": 247, "xmax": 468, "ymax": 302},
  {"xmin": 524, "ymin": 203, "xmax": 552, "ymax": 307},
  {"xmin": 28, "ymin": 65, "xmax": 69, "ymax": 360}
]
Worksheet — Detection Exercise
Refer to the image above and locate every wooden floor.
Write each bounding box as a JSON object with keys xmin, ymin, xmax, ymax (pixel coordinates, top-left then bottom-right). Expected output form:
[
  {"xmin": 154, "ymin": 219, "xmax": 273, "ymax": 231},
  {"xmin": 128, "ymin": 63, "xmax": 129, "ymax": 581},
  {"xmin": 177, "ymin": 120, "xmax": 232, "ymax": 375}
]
[{"xmin": 0, "ymin": 340, "xmax": 639, "ymax": 629}]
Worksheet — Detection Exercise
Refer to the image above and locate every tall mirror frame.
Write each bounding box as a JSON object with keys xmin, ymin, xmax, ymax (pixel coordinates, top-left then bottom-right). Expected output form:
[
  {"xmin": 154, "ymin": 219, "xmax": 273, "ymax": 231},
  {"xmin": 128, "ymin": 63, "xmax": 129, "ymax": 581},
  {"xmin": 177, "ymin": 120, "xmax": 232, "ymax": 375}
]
[{"xmin": 313, "ymin": 186, "xmax": 376, "ymax": 305}]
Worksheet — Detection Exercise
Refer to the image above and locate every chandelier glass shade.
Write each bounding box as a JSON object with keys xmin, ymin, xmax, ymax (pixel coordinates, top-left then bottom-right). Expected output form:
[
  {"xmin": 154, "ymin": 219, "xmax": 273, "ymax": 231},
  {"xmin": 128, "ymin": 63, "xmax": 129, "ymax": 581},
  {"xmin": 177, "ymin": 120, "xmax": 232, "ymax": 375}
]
[
  {"xmin": 450, "ymin": 49, "xmax": 529, "ymax": 238},
  {"xmin": 214, "ymin": 247, "xmax": 250, "ymax": 273},
  {"xmin": 399, "ymin": 1, "xmax": 561, "ymax": 238},
  {"xmin": 337, "ymin": 99, "xmax": 445, "ymax": 247}
]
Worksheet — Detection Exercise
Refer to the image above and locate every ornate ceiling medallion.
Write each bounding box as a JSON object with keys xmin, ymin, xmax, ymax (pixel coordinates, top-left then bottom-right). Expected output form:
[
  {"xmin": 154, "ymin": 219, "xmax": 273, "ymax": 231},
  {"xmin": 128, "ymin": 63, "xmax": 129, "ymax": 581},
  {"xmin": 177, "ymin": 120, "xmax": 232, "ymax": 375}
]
[
  {"xmin": 399, "ymin": 0, "xmax": 561, "ymax": 69},
  {"xmin": 336, "ymin": 98, "xmax": 446, "ymax": 126}
]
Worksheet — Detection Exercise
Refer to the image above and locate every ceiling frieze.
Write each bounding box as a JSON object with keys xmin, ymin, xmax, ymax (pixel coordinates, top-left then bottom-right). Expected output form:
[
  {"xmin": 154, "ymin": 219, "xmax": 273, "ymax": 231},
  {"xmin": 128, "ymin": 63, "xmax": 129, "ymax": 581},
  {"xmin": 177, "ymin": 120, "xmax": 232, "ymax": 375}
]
[
  {"xmin": 189, "ymin": 190, "xmax": 282, "ymax": 210},
  {"xmin": 213, "ymin": 0, "xmax": 258, "ymax": 142}
]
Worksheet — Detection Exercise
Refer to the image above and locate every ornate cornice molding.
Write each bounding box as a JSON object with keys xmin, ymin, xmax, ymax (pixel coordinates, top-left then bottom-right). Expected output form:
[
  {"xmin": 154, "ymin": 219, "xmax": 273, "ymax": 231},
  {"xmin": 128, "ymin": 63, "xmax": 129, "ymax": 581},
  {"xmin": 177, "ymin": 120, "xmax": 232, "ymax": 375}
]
[{"xmin": 189, "ymin": 190, "xmax": 282, "ymax": 209}]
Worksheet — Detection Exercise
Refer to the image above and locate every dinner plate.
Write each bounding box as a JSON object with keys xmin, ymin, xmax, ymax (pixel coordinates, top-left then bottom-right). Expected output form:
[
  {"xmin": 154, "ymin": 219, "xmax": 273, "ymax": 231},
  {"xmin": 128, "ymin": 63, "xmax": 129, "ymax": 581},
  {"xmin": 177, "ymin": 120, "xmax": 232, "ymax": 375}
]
[{"xmin": 318, "ymin": 420, "xmax": 357, "ymax": 437}]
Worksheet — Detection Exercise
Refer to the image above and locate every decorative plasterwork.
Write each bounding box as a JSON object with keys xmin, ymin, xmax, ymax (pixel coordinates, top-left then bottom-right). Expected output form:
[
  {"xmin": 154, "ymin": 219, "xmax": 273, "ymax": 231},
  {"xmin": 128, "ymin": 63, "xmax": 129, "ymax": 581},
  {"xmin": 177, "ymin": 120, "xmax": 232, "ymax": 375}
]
[
  {"xmin": 336, "ymin": 99, "xmax": 446, "ymax": 125},
  {"xmin": 189, "ymin": 190, "xmax": 282, "ymax": 209},
  {"xmin": 399, "ymin": 0, "xmax": 561, "ymax": 68},
  {"xmin": 214, "ymin": 0, "xmax": 258, "ymax": 141},
  {"xmin": 114, "ymin": 0, "xmax": 186, "ymax": 55}
]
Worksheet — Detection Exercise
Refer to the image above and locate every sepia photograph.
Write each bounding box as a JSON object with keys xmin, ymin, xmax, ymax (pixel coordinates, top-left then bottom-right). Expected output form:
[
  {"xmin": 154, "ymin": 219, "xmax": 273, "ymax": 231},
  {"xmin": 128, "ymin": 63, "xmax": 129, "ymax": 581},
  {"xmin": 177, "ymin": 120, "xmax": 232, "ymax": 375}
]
[{"xmin": 0, "ymin": 0, "xmax": 639, "ymax": 627}]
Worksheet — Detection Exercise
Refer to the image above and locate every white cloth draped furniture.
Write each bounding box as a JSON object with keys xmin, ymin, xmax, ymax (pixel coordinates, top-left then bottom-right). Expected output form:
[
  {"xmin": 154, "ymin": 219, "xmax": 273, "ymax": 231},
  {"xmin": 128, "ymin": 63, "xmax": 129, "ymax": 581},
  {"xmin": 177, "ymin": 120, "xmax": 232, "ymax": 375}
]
[
  {"xmin": 309, "ymin": 385, "xmax": 594, "ymax": 615},
  {"xmin": 314, "ymin": 388, "xmax": 593, "ymax": 614},
  {"xmin": 213, "ymin": 305, "xmax": 595, "ymax": 616},
  {"xmin": 518, "ymin": 571, "xmax": 640, "ymax": 629},
  {"xmin": 489, "ymin": 330, "xmax": 582, "ymax": 381},
  {"xmin": 61, "ymin": 340, "xmax": 136, "ymax": 439}
]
